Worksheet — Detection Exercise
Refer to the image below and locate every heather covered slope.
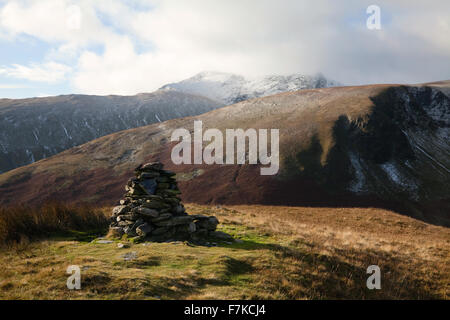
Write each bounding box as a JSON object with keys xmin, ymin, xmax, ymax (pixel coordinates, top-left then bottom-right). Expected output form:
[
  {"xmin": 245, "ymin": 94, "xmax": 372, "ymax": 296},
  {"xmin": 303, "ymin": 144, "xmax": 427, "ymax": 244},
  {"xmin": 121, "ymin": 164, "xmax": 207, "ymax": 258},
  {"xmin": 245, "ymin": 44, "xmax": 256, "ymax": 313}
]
[{"xmin": 0, "ymin": 82, "xmax": 448, "ymax": 225}]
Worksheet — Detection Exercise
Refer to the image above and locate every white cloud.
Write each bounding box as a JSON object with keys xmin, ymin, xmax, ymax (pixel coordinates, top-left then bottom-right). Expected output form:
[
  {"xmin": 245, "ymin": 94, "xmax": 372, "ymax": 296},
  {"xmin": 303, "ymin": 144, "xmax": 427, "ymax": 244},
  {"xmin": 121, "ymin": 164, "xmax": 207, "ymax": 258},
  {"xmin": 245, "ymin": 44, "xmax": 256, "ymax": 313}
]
[
  {"xmin": 0, "ymin": 0, "xmax": 116, "ymax": 46},
  {"xmin": 0, "ymin": 84, "xmax": 30, "ymax": 89},
  {"xmin": 0, "ymin": 0, "xmax": 449, "ymax": 95},
  {"xmin": 73, "ymin": 0, "xmax": 348, "ymax": 94},
  {"xmin": 0, "ymin": 62, "xmax": 72, "ymax": 83}
]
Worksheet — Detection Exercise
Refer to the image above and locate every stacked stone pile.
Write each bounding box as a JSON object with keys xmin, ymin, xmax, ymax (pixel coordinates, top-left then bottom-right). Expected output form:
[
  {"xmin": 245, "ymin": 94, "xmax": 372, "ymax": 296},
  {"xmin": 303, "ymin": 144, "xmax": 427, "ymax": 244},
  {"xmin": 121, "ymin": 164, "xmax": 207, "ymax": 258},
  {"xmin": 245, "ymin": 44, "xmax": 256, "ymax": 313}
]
[{"xmin": 109, "ymin": 162, "xmax": 224, "ymax": 242}]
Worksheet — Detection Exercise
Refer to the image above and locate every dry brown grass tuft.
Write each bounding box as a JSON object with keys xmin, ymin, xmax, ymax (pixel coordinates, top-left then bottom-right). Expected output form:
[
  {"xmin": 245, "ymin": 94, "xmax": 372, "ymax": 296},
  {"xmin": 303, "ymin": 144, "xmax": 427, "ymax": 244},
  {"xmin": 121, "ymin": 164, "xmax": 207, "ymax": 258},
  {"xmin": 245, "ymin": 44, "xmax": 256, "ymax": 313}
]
[{"xmin": 0, "ymin": 203, "xmax": 108, "ymax": 246}]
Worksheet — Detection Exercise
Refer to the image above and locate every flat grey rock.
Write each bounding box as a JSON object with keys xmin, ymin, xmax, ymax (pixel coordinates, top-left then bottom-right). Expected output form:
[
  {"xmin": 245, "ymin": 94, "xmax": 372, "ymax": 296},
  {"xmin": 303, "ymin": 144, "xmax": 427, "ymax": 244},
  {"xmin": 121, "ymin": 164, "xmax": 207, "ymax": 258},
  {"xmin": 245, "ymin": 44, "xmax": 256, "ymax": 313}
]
[
  {"xmin": 121, "ymin": 251, "xmax": 138, "ymax": 261},
  {"xmin": 96, "ymin": 240, "xmax": 113, "ymax": 244}
]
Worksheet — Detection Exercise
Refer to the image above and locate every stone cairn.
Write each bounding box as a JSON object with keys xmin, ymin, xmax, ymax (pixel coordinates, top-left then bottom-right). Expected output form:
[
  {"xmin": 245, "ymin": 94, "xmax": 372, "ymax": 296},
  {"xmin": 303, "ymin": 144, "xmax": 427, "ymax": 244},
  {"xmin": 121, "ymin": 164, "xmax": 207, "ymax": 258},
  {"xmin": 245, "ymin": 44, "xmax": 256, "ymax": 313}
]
[{"xmin": 108, "ymin": 162, "xmax": 224, "ymax": 243}]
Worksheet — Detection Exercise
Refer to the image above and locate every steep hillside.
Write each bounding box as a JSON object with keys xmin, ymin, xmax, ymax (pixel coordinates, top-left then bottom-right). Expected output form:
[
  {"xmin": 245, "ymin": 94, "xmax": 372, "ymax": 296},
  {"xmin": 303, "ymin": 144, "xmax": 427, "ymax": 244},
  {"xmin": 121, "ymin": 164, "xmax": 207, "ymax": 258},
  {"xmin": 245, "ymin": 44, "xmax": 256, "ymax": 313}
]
[
  {"xmin": 0, "ymin": 82, "xmax": 448, "ymax": 225},
  {"xmin": 161, "ymin": 71, "xmax": 340, "ymax": 105},
  {"xmin": 0, "ymin": 91, "xmax": 223, "ymax": 174}
]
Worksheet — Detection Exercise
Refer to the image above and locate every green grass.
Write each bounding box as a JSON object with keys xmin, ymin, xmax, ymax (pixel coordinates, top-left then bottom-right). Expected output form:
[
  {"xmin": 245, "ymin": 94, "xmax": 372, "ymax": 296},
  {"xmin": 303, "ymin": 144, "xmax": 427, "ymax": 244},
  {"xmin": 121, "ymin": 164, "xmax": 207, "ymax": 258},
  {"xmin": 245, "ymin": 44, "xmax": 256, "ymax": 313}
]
[{"xmin": 50, "ymin": 229, "xmax": 108, "ymax": 242}]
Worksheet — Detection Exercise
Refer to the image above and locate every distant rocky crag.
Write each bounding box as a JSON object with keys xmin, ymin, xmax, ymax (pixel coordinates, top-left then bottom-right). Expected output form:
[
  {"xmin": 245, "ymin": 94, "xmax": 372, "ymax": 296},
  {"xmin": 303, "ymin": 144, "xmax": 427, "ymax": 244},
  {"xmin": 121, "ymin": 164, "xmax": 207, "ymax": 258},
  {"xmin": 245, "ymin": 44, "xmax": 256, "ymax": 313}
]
[{"xmin": 109, "ymin": 162, "xmax": 232, "ymax": 243}]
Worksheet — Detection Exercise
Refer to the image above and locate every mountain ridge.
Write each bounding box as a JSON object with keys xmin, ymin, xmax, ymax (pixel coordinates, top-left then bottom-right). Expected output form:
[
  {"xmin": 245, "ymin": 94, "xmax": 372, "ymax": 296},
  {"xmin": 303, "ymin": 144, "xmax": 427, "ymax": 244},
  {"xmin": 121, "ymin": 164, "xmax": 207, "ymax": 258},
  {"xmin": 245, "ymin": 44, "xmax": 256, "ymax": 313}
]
[{"xmin": 0, "ymin": 90, "xmax": 224, "ymax": 174}]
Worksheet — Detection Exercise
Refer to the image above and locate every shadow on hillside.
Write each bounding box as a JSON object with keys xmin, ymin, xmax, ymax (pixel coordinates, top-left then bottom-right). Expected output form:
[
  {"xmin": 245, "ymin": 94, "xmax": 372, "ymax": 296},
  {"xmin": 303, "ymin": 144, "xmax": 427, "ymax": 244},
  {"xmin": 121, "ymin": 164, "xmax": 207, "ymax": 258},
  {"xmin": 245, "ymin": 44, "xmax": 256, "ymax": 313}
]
[
  {"xmin": 139, "ymin": 256, "xmax": 255, "ymax": 299},
  {"xmin": 266, "ymin": 90, "xmax": 450, "ymax": 228}
]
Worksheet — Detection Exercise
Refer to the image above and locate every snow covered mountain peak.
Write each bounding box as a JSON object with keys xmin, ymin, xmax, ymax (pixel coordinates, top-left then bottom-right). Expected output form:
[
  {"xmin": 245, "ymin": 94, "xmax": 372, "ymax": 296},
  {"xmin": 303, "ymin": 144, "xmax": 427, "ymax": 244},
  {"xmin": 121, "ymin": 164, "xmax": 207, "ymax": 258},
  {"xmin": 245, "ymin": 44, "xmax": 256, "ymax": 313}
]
[
  {"xmin": 160, "ymin": 71, "xmax": 341, "ymax": 105},
  {"xmin": 191, "ymin": 71, "xmax": 245, "ymax": 82}
]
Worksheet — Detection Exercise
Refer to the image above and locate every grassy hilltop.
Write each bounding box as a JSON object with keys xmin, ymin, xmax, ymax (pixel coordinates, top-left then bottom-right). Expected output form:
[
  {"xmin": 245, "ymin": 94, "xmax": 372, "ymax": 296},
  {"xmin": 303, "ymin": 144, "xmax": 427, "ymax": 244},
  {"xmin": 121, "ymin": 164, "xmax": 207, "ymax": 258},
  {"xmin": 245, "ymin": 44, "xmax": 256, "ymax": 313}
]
[{"xmin": 0, "ymin": 203, "xmax": 448, "ymax": 299}]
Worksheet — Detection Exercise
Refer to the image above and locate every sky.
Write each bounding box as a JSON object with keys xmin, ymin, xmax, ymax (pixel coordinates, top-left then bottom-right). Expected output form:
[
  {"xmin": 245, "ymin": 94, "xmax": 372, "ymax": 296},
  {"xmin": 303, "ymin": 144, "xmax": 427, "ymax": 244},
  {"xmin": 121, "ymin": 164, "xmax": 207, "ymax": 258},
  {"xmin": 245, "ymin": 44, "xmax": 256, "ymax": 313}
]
[{"xmin": 0, "ymin": 0, "xmax": 449, "ymax": 99}]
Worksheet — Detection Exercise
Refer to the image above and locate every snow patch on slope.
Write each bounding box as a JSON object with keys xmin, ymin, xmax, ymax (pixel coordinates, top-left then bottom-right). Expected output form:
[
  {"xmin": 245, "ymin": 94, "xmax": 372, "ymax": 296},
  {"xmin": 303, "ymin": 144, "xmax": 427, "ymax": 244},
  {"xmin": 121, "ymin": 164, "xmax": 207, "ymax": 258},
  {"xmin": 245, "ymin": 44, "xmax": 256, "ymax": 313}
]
[
  {"xmin": 348, "ymin": 152, "xmax": 368, "ymax": 193},
  {"xmin": 379, "ymin": 161, "xmax": 419, "ymax": 199}
]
